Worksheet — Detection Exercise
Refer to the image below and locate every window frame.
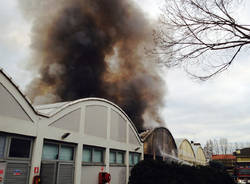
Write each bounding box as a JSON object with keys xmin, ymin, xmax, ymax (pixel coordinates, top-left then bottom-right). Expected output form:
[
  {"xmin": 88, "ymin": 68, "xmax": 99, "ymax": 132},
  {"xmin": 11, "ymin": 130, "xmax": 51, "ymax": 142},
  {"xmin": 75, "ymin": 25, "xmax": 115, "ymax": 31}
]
[
  {"xmin": 109, "ymin": 149, "xmax": 126, "ymax": 166},
  {"xmin": 129, "ymin": 152, "xmax": 141, "ymax": 166},
  {"xmin": 0, "ymin": 134, "xmax": 6, "ymax": 160},
  {"xmin": 6, "ymin": 135, "xmax": 33, "ymax": 161},
  {"xmin": 82, "ymin": 145, "xmax": 105, "ymax": 166},
  {"xmin": 42, "ymin": 141, "xmax": 75, "ymax": 162}
]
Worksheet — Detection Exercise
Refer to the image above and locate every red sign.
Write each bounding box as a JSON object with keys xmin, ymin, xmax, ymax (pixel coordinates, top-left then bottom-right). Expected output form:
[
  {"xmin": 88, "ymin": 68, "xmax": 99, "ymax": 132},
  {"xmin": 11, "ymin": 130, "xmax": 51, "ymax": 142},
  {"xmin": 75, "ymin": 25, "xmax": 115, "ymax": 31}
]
[
  {"xmin": 34, "ymin": 167, "xmax": 39, "ymax": 174},
  {"xmin": 13, "ymin": 170, "xmax": 21, "ymax": 176},
  {"xmin": 0, "ymin": 170, "xmax": 3, "ymax": 175}
]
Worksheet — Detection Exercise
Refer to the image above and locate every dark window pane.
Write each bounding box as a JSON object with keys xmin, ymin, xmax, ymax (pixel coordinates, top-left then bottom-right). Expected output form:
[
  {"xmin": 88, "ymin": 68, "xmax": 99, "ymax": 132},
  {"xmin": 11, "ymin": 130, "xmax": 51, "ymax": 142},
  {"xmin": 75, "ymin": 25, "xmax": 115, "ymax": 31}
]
[
  {"xmin": 9, "ymin": 138, "xmax": 31, "ymax": 158},
  {"xmin": 129, "ymin": 153, "xmax": 133, "ymax": 165},
  {"xmin": 134, "ymin": 154, "xmax": 140, "ymax": 165},
  {"xmin": 0, "ymin": 136, "xmax": 6, "ymax": 158}
]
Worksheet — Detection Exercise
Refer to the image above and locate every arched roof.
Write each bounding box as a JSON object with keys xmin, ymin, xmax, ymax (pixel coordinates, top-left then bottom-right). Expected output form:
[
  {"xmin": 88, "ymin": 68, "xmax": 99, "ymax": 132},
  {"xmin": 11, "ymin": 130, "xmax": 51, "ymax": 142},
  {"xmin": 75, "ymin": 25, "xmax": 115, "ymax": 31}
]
[
  {"xmin": 175, "ymin": 138, "xmax": 195, "ymax": 154},
  {"xmin": 191, "ymin": 143, "xmax": 206, "ymax": 164},
  {"xmin": 140, "ymin": 127, "xmax": 178, "ymax": 158},
  {"xmin": 0, "ymin": 69, "xmax": 142, "ymax": 142},
  {"xmin": 140, "ymin": 127, "xmax": 176, "ymax": 143},
  {"xmin": 0, "ymin": 68, "xmax": 41, "ymax": 121},
  {"xmin": 35, "ymin": 97, "xmax": 142, "ymax": 141}
]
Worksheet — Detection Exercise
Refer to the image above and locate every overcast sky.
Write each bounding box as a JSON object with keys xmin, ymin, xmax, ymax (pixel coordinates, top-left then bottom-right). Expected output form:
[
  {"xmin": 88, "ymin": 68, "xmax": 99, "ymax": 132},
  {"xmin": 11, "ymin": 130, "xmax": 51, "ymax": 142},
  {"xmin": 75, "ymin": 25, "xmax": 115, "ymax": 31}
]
[{"xmin": 1, "ymin": 0, "xmax": 250, "ymax": 146}]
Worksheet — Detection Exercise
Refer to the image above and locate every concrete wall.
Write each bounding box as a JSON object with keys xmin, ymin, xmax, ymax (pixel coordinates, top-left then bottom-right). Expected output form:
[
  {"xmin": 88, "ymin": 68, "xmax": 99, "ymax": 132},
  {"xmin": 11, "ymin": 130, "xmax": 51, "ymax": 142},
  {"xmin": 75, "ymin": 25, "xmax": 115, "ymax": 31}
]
[
  {"xmin": 81, "ymin": 166, "xmax": 103, "ymax": 184},
  {"xmin": 110, "ymin": 109, "xmax": 126, "ymax": 143},
  {"xmin": 85, "ymin": 105, "xmax": 108, "ymax": 138},
  {"xmin": 49, "ymin": 109, "xmax": 81, "ymax": 132},
  {"xmin": 110, "ymin": 166, "xmax": 126, "ymax": 184},
  {"xmin": 129, "ymin": 126, "xmax": 140, "ymax": 146}
]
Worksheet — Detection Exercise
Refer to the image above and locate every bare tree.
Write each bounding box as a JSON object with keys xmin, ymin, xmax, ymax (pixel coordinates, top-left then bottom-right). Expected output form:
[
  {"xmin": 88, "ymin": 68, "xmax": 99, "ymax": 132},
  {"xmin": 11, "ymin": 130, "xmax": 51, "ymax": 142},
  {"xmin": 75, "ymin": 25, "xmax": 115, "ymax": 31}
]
[
  {"xmin": 228, "ymin": 142, "xmax": 234, "ymax": 154},
  {"xmin": 204, "ymin": 139, "xmax": 214, "ymax": 160},
  {"xmin": 213, "ymin": 139, "xmax": 220, "ymax": 154},
  {"xmin": 219, "ymin": 138, "xmax": 229, "ymax": 154},
  {"xmin": 234, "ymin": 142, "xmax": 239, "ymax": 150},
  {"xmin": 154, "ymin": 0, "xmax": 250, "ymax": 80}
]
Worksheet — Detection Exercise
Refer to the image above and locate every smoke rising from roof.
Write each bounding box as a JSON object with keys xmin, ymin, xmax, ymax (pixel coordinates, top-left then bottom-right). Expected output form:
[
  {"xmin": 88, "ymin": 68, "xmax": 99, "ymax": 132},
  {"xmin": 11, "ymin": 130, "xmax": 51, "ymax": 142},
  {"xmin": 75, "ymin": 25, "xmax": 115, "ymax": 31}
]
[{"xmin": 19, "ymin": 0, "xmax": 166, "ymax": 131}]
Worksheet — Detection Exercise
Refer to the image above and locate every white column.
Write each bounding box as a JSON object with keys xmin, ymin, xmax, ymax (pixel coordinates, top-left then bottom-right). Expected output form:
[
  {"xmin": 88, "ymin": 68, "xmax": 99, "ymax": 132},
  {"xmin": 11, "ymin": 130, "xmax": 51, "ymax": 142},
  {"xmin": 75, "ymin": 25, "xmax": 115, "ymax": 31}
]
[
  {"xmin": 126, "ymin": 122, "xmax": 130, "ymax": 183},
  {"xmin": 74, "ymin": 143, "xmax": 83, "ymax": 184},
  {"xmin": 105, "ymin": 147, "xmax": 110, "ymax": 173},
  {"xmin": 106, "ymin": 107, "xmax": 111, "ymax": 172},
  {"xmin": 29, "ymin": 135, "xmax": 44, "ymax": 184},
  {"xmin": 126, "ymin": 150, "xmax": 129, "ymax": 183}
]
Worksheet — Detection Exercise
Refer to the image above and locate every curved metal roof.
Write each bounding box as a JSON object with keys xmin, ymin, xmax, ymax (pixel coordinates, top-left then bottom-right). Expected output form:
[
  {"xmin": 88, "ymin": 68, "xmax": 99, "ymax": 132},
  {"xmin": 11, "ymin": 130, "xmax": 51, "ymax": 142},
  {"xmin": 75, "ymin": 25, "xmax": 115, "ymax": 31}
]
[
  {"xmin": 0, "ymin": 68, "xmax": 142, "ymax": 141},
  {"xmin": 0, "ymin": 68, "xmax": 42, "ymax": 116},
  {"xmin": 140, "ymin": 126, "xmax": 176, "ymax": 144}
]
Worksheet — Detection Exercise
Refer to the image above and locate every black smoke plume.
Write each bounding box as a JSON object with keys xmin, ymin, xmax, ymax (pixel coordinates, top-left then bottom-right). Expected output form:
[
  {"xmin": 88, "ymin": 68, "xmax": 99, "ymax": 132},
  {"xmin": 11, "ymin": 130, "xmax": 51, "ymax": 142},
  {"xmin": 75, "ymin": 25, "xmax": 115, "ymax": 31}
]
[{"xmin": 20, "ymin": 0, "xmax": 166, "ymax": 132}]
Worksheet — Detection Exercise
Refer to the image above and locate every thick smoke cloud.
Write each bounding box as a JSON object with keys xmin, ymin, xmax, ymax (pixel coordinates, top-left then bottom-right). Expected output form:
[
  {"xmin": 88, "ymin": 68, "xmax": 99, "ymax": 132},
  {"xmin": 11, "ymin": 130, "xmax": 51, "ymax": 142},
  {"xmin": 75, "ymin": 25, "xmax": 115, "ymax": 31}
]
[{"xmin": 19, "ymin": 0, "xmax": 166, "ymax": 131}]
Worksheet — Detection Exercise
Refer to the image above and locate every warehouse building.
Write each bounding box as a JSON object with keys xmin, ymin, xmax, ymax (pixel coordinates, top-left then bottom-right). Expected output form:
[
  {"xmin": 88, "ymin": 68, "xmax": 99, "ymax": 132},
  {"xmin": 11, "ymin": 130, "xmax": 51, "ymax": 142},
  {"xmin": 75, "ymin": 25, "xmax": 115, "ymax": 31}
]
[
  {"xmin": 175, "ymin": 138, "xmax": 196, "ymax": 165},
  {"xmin": 140, "ymin": 127, "xmax": 178, "ymax": 161},
  {"xmin": 212, "ymin": 154, "xmax": 236, "ymax": 176},
  {"xmin": 175, "ymin": 139, "xmax": 207, "ymax": 166},
  {"xmin": 0, "ymin": 69, "xmax": 143, "ymax": 184},
  {"xmin": 191, "ymin": 142, "xmax": 207, "ymax": 166}
]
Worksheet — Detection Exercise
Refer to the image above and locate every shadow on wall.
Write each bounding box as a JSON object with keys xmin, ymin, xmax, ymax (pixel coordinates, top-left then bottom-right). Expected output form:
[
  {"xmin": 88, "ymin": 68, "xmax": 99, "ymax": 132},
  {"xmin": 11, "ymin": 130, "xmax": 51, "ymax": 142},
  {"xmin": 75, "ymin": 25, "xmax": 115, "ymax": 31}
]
[{"xmin": 129, "ymin": 159, "xmax": 235, "ymax": 184}]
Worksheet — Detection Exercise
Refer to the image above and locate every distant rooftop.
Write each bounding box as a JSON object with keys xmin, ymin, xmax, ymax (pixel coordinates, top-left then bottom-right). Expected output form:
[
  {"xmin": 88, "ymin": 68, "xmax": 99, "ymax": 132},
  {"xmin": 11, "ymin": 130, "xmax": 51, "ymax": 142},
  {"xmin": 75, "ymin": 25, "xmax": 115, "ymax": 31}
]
[{"xmin": 212, "ymin": 154, "xmax": 236, "ymax": 160}]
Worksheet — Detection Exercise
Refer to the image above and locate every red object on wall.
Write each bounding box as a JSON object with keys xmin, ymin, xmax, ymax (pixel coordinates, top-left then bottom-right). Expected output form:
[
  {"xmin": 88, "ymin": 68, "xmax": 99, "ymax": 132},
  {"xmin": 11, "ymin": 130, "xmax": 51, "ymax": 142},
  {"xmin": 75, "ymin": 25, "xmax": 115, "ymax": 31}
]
[
  {"xmin": 98, "ymin": 172, "xmax": 111, "ymax": 184},
  {"xmin": 0, "ymin": 170, "xmax": 3, "ymax": 175},
  {"xmin": 34, "ymin": 167, "xmax": 39, "ymax": 174},
  {"xmin": 33, "ymin": 175, "xmax": 41, "ymax": 184}
]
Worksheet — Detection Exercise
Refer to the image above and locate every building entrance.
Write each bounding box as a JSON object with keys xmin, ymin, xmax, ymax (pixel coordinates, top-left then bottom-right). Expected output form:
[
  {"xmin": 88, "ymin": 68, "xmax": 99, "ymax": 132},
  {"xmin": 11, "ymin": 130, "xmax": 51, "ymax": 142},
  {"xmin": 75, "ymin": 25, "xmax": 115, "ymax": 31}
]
[{"xmin": 40, "ymin": 141, "xmax": 75, "ymax": 184}]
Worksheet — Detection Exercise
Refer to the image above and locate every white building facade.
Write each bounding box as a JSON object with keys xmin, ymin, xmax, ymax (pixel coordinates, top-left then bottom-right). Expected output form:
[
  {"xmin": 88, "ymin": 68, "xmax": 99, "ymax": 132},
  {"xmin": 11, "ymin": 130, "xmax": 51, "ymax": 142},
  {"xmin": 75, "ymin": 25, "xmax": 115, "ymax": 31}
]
[{"xmin": 0, "ymin": 69, "xmax": 143, "ymax": 184}]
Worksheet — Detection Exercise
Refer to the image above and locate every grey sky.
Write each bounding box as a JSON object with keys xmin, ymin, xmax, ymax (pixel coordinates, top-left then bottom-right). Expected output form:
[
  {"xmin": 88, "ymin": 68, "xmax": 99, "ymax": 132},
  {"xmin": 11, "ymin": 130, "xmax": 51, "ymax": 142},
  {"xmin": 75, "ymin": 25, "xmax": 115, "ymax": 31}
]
[{"xmin": 1, "ymin": 0, "xmax": 250, "ymax": 146}]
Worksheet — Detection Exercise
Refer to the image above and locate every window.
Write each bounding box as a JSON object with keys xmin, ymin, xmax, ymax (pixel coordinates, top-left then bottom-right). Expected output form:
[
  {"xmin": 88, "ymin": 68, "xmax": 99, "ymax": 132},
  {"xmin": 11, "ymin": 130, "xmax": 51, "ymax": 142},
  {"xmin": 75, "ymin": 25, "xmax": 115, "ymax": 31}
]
[
  {"xmin": 0, "ymin": 135, "xmax": 6, "ymax": 158},
  {"xmin": 42, "ymin": 142, "xmax": 75, "ymax": 161},
  {"xmin": 109, "ymin": 150, "xmax": 125, "ymax": 165},
  {"xmin": 42, "ymin": 143, "xmax": 59, "ymax": 160},
  {"xmin": 9, "ymin": 138, "xmax": 31, "ymax": 158},
  {"xmin": 82, "ymin": 148, "xmax": 91, "ymax": 162},
  {"xmin": 109, "ymin": 151, "xmax": 116, "ymax": 164},
  {"xmin": 93, "ymin": 149, "xmax": 102, "ymax": 163},
  {"xmin": 82, "ymin": 146, "xmax": 104, "ymax": 164},
  {"xmin": 59, "ymin": 145, "xmax": 74, "ymax": 161},
  {"xmin": 129, "ymin": 152, "xmax": 141, "ymax": 166}
]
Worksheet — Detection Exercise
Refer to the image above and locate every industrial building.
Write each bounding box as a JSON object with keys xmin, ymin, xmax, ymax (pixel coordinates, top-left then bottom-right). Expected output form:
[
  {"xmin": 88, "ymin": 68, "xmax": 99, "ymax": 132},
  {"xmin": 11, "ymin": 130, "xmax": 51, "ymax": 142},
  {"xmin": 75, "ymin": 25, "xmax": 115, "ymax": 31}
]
[
  {"xmin": 233, "ymin": 148, "xmax": 250, "ymax": 183},
  {"xmin": 191, "ymin": 142, "xmax": 207, "ymax": 166},
  {"xmin": 140, "ymin": 127, "xmax": 178, "ymax": 161},
  {"xmin": 175, "ymin": 138, "xmax": 196, "ymax": 165},
  {"xmin": 175, "ymin": 139, "xmax": 206, "ymax": 166},
  {"xmin": 0, "ymin": 68, "xmax": 208, "ymax": 183},
  {"xmin": 0, "ymin": 69, "xmax": 143, "ymax": 184},
  {"xmin": 212, "ymin": 154, "xmax": 236, "ymax": 176}
]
